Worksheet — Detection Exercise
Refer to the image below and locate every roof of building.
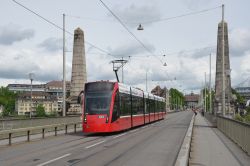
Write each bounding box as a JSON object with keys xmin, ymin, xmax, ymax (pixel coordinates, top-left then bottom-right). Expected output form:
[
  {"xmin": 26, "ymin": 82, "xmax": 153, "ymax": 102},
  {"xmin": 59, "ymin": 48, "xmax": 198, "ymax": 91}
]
[
  {"xmin": 18, "ymin": 91, "xmax": 57, "ymax": 101},
  {"xmin": 46, "ymin": 80, "xmax": 70, "ymax": 87},
  {"xmin": 7, "ymin": 84, "xmax": 45, "ymax": 88}
]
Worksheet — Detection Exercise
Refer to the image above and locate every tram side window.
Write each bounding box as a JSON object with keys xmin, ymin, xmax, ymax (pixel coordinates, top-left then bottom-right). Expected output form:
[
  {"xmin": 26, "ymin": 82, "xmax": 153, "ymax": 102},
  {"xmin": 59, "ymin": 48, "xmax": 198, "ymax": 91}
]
[
  {"xmin": 155, "ymin": 101, "xmax": 158, "ymax": 112},
  {"xmin": 149, "ymin": 99, "xmax": 155, "ymax": 113},
  {"xmin": 138, "ymin": 97, "xmax": 144, "ymax": 114},
  {"xmin": 162, "ymin": 102, "xmax": 166, "ymax": 112},
  {"xmin": 120, "ymin": 93, "xmax": 131, "ymax": 116},
  {"xmin": 145, "ymin": 98, "xmax": 149, "ymax": 114},
  {"xmin": 132, "ymin": 96, "xmax": 138, "ymax": 115},
  {"xmin": 132, "ymin": 96, "xmax": 144, "ymax": 115},
  {"xmin": 160, "ymin": 101, "xmax": 163, "ymax": 112},
  {"xmin": 112, "ymin": 92, "xmax": 120, "ymax": 122}
]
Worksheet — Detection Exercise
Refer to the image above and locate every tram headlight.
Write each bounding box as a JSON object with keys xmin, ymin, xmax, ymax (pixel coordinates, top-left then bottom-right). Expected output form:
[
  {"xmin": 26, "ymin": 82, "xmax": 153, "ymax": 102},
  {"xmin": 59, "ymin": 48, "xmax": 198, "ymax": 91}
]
[
  {"xmin": 106, "ymin": 116, "xmax": 109, "ymax": 123},
  {"xmin": 84, "ymin": 115, "xmax": 87, "ymax": 123}
]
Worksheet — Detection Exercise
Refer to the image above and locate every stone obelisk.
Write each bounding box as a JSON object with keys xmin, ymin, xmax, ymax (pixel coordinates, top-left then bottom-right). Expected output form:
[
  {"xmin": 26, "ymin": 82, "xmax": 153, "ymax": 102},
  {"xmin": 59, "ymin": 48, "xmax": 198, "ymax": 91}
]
[
  {"xmin": 68, "ymin": 27, "xmax": 87, "ymax": 114},
  {"xmin": 214, "ymin": 21, "xmax": 232, "ymax": 115}
]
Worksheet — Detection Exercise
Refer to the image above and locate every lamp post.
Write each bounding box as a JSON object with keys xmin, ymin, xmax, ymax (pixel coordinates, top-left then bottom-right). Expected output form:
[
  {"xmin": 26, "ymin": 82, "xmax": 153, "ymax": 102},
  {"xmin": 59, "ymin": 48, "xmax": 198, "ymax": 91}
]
[
  {"xmin": 29, "ymin": 73, "xmax": 34, "ymax": 118},
  {"xmin": 209, "ymin": 53, "xmax": 212, "ymax": 113},
  {"xmin": 63, "ymin": 13, "xmax": 66, "ymax": 117}
]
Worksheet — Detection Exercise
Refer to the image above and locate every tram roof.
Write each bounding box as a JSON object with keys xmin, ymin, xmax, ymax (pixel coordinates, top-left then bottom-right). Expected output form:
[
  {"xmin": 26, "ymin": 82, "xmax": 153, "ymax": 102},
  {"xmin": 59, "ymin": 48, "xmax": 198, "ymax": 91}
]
[{"xmin": 118, "ymin": 82, "xmax": 165, "ymax": 101}]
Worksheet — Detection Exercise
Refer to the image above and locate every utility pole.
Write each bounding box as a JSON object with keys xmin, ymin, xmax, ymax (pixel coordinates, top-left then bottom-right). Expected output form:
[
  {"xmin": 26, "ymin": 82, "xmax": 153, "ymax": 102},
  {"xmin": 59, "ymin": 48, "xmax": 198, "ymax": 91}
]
[
  {"xmin": 205, "ymin": 72, "xmax": 207, "ymax": 113},
  {"xmin": 63, "ymin": 13, "xmax": 66, "ymax": 117},
  {"xmin": 29, "ymin": 73, "xmax": 34, "ymax": 119},
  {"xmin": 209, "ymin": 53, "xmax": 212, "ymax": 113},
  {"xmin": 146, "ymin": 71, "xmax": 148, "ymax": 91},
  {"xmin": 221, "ymin": 4, "xmax": 225, "ymax": 116},
  {"xmin": 122, "ymin": 57, "xmax": 124, "ymax": 83}
]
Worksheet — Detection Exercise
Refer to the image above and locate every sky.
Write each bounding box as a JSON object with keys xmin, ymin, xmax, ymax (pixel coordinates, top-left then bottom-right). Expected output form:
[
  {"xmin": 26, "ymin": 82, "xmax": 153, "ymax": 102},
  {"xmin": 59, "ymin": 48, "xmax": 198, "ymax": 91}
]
[{"xmin": 0, "ymin": 0, "xmax": 250, "ymax": 94}]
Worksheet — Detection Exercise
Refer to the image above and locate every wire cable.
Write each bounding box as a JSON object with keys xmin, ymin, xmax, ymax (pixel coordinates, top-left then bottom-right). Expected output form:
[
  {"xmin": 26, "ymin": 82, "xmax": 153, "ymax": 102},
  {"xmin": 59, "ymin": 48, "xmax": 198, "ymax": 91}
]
[
  {"xmin": 12, "ymin": 0, "xmax": 113, "ymax": 57},
  {"xmin": 99, "ymin": 0, "xmax": 163, "ymax": 64},
  {"xmin": 141, "ymin": 6, "xmax": 221, "ymax": 24}
]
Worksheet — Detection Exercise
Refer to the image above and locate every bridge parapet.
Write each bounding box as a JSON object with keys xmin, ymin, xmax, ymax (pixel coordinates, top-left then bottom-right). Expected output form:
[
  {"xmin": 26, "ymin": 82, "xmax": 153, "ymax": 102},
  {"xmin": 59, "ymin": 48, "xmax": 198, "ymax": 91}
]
[{"xmin": 217, "ymin": 116, "xmax": 250, "ymax": 155}]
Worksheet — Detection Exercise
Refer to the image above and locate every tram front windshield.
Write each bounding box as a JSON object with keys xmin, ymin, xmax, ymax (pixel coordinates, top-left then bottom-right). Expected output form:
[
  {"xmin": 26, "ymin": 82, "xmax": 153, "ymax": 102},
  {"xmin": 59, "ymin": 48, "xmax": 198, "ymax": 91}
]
[{"xmin": 85, "ymin": 92, "xmax": 112, "ymax": 115}]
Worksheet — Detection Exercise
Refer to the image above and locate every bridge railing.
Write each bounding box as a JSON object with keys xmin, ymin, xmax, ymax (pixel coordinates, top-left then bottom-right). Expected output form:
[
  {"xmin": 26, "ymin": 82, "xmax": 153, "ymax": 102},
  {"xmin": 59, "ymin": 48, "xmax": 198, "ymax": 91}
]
[
  {"xmin": 217, "ymin": 116, "xmax": 250, "ymax": 155},
  {"xmin": 0, "ymin": 122, "xmax": 82, "ymax": 146},
  {"xmin": 0, "ymin": 116, "xmax": 81, "ymax": 130}
]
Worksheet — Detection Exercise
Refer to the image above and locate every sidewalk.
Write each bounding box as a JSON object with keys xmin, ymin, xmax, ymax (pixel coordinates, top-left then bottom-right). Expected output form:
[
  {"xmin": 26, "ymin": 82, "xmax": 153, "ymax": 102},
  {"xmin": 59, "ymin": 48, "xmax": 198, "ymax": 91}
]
[{"xmin": 189, "ymin": 113, "xmax": 250, "ymax": 166}]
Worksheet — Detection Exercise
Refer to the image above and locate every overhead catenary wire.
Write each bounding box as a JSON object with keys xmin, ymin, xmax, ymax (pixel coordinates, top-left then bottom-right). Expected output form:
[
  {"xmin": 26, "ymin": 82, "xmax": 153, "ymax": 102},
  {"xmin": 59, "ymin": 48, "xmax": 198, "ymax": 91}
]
[
  {"xmin": 65, "ymin": 6, "xmax": 221, "ymax": 25},
  {"xmin": 12, "ymin": 0, "xmax": 113, "ymax": 57},
  {"xmin": 118, "ymin": 45, "xmax": 216, "ymax": 59},
  {"xmin": 140, "ymin": 6, "xmax": 221, "ymax": 24},
  {"xmin": 99, "ymin": 0, "xmax": 163, "ymax": 64}
]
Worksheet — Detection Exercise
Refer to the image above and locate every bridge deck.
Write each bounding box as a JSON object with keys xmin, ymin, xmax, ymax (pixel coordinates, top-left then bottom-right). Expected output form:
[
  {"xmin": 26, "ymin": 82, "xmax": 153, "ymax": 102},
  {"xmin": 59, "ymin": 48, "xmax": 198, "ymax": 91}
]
[
  {"xmin": 189, "ymin": 113, "xmax": 250, "ymax": 166},
  {"xmin": 0, "ymin": 111, "xmax": 193, "ymax": 166}
]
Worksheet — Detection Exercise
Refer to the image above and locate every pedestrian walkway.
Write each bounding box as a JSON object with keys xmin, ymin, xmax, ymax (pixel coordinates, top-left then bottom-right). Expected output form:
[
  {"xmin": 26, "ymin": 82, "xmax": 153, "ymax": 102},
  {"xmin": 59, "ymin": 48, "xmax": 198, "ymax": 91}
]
[{"xmin": 189, "ymin": 113, "xmax": 250, "ymax": 166}]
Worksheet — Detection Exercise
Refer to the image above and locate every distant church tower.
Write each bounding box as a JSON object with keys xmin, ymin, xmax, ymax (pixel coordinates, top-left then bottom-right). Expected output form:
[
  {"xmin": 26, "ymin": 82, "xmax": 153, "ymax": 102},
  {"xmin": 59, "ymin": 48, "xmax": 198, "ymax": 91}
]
[
  {"xmin": 67, "ymin": 27, "xmax": 87, "ymax": 114},
  {"xmin": 214, "ymin": 21, "xmax": 232, "ymax": 115}
]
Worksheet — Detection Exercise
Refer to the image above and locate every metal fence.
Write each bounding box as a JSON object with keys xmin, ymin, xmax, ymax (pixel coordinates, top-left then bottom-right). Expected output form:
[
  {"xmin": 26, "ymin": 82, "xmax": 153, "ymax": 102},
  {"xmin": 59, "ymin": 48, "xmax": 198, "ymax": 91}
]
[
  {"xmin": 217, "ymin": 116, "xmax": 250, "ymax": 155},
  {"xmin": 0, "ymin": 122, "xmax": 82, "ymax": 145},
  {"xmin": 0, "ymin": 116, "xmax": 81, "ymax": 130}
]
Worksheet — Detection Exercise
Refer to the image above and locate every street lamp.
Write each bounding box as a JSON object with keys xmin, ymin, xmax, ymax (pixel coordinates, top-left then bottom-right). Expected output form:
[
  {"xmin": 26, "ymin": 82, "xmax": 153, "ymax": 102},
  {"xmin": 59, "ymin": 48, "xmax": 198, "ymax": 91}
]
[
  {"xmin": 137, "ymin": 24, "xmax": 144, "ymax": 30},
  {"xmin": 29, "ymin": 73, "xmax": 34, "ymax": 118}
]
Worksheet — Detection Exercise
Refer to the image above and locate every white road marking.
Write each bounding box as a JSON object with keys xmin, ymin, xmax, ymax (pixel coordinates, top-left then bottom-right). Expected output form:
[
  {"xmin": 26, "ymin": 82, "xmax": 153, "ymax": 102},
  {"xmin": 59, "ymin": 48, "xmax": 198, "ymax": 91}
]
[
  {"xmin": 130, "ymin": 129, "xmax": 139, "ymax": 133},
  {"xmin": 113, "ymin": 133, "xmax": 127, "ymax": 139},
  {"xmin": 85, "ymin": 140, "xmax": 106, "ymax": 149},
  {"xmin": 36, "ymin": 153, "xmax": 71, "ymax": 166}
]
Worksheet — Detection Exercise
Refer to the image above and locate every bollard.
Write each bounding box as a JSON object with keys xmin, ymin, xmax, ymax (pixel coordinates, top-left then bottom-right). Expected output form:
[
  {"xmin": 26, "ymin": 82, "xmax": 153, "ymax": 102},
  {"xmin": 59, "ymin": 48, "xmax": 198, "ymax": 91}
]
[
  {"xmin": 9, "ymin": 133, "xmax": 12, "ymax": 145},
  {"xmin": 42, "ymin": 128, "xmax": 45, "ymax": 139},
  {"xmin": 65, "ymin": 125, "xmax": 68, "ymax": 134},
  {"xmin": 55, "ymin": 127, "xmax": 57, "ymax": 136},
  {"xmin": 74, "ymin": 124, "xmax": 77, "ymax": 133},
  {"xmin": 27, "ymin": 130, "xmax": 30, "ymax": 142}
]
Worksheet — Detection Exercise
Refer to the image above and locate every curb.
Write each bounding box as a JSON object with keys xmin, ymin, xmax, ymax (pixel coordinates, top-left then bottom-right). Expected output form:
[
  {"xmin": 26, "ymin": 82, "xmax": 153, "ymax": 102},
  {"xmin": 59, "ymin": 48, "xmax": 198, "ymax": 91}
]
[{"xmin": 175, "ymin": 114, "xmax": 195, "ymax": 166}]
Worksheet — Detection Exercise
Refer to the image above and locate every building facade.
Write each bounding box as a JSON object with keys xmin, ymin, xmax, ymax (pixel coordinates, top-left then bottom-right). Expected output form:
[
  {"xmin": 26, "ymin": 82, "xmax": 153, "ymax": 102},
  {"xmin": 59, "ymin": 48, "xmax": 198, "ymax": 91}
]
[
  {"xmin": 235, "ymin": 87, "xmax": 250, "ymax": 101},
  {"xmin": 184, "ymin": 93, "xmax": 199, "ymax": 109},
  {"xmin": 45, "ymin": 81, "xmax": 71, "ymax": 113},
  {"xmin": 8, "ymin": 81, "xmax": 70, "ymax": 115},
  {"xmin": 16, "ymin": 92, "xmax": 58, "ymax": 115}
]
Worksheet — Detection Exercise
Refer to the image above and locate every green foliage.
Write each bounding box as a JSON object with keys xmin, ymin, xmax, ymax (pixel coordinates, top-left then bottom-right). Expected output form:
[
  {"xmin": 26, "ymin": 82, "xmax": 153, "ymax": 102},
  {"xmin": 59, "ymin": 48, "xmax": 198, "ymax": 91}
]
[
  {"xmin": 36, "ymin": 104, "xmax": 46, "ymax": 117},
  {"xmin": 244, "ymin": 114, "xmax": 250, "ymax": 123},
  {"xmin": 246, "ymin": 107, "xmax": 250, "ymax": 115},
  {"xmin": 202, "ymin": 88, "xmax": 214, "ymax": 112},
  {"xmin": 234, "ymin": 114, "xmax": 244, "ymax": 122},
  {"xmin": 169, "ymin": 88, "xmax": 184, "ymax": 110},
  {"xmin": 47, "ymin": 109, "xmax": 58, "ymax": 117},
  {"xmin": 0, "ymin": 87, "xmax": 18, "ymax": 116},
  {"xmin": 231, "ymin": 88, "xmax": 245, "ymax": 104}
]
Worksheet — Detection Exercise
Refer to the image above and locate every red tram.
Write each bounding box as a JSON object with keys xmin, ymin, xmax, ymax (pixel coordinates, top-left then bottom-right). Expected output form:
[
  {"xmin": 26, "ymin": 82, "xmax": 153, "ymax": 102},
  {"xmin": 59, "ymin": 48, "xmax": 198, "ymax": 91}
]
[{"xmin": 80, "ymin": 81, "xmax": 166, "ymax": 133}]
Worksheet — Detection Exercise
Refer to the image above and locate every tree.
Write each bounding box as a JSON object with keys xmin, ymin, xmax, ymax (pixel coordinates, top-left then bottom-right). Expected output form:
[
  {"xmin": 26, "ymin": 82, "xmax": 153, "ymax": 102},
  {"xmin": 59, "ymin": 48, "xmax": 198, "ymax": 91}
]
[
  {"xmin": 169, "ymin": 88, "xmax": 184, "ymax": 110},
  {"xmin": 36, "ymin": 104, "xmax": 46, "ymax": 117},
  {"xmin": 0, "ymin": 87, "xmax": 18, "ymax": 116},
  {"xmin": 231, "ymin": 88, "xmax": 245, "ymax": 105}
]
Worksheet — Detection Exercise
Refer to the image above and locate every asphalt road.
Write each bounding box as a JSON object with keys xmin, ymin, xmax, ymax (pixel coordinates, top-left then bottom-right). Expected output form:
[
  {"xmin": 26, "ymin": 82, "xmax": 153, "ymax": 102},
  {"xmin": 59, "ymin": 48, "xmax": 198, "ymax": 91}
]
[{"xmin": 0, "ymin": 111, "xmax": 193, "ymax": 166}]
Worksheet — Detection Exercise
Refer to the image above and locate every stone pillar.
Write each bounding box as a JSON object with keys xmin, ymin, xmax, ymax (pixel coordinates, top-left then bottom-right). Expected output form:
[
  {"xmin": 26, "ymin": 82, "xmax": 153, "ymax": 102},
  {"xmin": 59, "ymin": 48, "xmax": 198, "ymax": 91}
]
[
  {"xmin": 67, "ymin": 27, "xmax": 87, "ymax": 114},
  {"xmin": 214, "ymin": 21, "xmax": 232, "ymax": 115}
]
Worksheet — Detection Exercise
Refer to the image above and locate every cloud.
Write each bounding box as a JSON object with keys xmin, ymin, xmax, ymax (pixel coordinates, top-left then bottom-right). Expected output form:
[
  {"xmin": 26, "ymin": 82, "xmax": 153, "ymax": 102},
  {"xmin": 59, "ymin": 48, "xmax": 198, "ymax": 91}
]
[
  {"xmin": 111, "ymin": 3, "xmax": 162, "ymax": 27},
  {"xmin": 181, "ymin": 0, "xmax": 216, "ymax": 10},
  {"xmin": 109, "ymin": 41, "xmax": 155, "ymax": 58},
  {"xmin": 0, "ymin": 24, "xmax": 34, "ymax": 45},
  {"xmin": 230, "ymin": 28, "xmax": 250, "ymax": 57},
  {"xmin": 39, "ymin": 37, "xmax": 62, "ymax": 52},
  {"xmin": 0, "ymin": 47, "xmax": 65, "ymax": 82}
]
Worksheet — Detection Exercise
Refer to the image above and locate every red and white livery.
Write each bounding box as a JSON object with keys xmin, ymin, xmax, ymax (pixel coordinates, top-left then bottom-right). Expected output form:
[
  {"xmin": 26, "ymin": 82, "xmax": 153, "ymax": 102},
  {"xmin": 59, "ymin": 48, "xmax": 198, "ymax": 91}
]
[{"xmin": 80, "ymin": 81, "xmax": 166, "ymax": 133}]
